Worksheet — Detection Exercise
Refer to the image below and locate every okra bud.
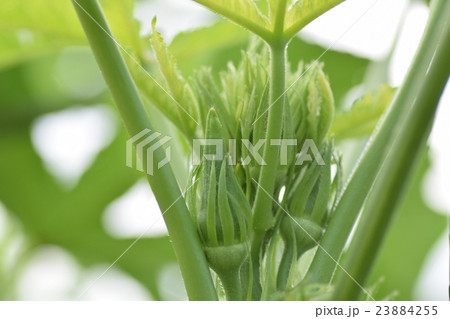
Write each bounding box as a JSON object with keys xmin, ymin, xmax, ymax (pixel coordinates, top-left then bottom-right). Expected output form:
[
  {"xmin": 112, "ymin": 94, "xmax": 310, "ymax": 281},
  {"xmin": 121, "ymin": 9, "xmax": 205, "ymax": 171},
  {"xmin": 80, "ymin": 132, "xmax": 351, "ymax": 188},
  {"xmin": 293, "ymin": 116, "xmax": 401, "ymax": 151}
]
[
  {"xmin": 277, "ymin": 142, "xmax": 333, "ymax": 290},
  {"xmin": 188, "ymin": 109, "xmax": 252, "ymax": 300}
]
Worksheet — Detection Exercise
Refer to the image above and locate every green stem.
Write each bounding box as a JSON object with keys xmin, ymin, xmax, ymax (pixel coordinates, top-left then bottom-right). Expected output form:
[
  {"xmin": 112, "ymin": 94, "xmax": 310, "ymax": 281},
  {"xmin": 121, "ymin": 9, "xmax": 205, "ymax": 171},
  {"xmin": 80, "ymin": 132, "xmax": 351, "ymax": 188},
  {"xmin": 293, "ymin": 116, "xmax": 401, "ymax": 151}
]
[
  {"xmin": 252, "ymin": 44, "xmax": 287, "ymax": 232},
  {"xmin": 251, "ymin": 43, "xmax": 287, "ymax": 299},
  {"xmin": 220, "ymin": 271, "xmax": 242, "ymax": 301},
  {"xmin": 71, "ymin": 0, "xmax": 217, "ymax": 301},
  {"xmin": 307, "ymin": 0, "xmax": 450, "ymax": 285},
  {"xmin": 334, "ymin": 16, "xmax": 450, "ymax": 300},
  {"xmin": 250, "ymin": 229, "xmax": 264, "ymax": 300}
]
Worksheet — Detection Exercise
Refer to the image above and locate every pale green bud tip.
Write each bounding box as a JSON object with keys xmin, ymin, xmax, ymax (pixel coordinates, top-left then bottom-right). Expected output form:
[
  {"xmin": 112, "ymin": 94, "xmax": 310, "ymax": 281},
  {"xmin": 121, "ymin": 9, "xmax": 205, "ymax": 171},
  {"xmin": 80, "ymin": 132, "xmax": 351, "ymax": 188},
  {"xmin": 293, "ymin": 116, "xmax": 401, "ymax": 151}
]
[
  {"xmin": 205, "ymin": 108, "xmax": 223, "ymax": 140},
  {"xmin": 306, "ymin": 62, "xmax": 335, "ymax": 143}
]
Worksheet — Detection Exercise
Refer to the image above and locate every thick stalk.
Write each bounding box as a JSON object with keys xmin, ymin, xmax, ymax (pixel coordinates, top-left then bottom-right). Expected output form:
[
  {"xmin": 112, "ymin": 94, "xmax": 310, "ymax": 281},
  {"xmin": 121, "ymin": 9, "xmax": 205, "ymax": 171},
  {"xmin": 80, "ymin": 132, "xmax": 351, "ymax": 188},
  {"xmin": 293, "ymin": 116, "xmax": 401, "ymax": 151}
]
[
  {"xmin": 307, "ymin": 0, "xmax": 450, "ymax": 284},
  {"xmin": 71, "ymin": 0, "xmax": 217, "ymax": 300},
  {"xmin": 334, "ymin": 19, "xmax": 450, "ymax": 300},
  {"xmin": 252, "ymin": 47, "xmax": 287, "ymax": 231},
  {"xmin": 251, "ymin": 43, "xmax": 287, "ymax": 299},
  {"xmin": 221, "ymin": 271, "xmax": 242, "ymax": 301}
]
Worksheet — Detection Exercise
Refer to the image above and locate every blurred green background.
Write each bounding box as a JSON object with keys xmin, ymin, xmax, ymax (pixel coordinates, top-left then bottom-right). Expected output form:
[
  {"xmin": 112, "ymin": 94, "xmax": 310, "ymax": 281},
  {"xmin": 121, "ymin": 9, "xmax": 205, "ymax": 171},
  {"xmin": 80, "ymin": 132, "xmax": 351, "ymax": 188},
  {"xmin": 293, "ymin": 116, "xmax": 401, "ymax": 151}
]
[{"xmin": 0, "ymin": 0, "xmax": 448, "ymax": 300}]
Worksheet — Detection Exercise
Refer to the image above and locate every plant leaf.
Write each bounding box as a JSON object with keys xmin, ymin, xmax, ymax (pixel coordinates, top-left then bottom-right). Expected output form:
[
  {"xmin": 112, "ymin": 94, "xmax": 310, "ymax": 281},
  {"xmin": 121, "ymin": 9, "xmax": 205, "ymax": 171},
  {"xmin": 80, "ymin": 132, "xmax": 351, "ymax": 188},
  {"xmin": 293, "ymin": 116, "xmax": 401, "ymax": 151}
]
[
  {"xmin": 331, "ymin": 85, "xmax": 396, "ymax": 140},
  {"xmin": 192, "ymin": 0, "xmax": 271, "ymax": 40},
  {"xmin": 267, "ymin": 0, "xmax": 289, "ymax": 33},
  {"xmin": 218, "ymin": 161, "xmax": 235, "ymax": 246},
  {"xmin": 0, "ymin": 0, "xmax": 142, "ymax": 70},
  {"xmin": 170, "ymin": 22, "xmax": 249, "ymax": 78},
  {"xmin": 150, "ymin": 18, "xmax": 198, "ymax": 137},
  {"xmin": 284, "ymin": 0, "xmax": 345, "ymax": 39}
]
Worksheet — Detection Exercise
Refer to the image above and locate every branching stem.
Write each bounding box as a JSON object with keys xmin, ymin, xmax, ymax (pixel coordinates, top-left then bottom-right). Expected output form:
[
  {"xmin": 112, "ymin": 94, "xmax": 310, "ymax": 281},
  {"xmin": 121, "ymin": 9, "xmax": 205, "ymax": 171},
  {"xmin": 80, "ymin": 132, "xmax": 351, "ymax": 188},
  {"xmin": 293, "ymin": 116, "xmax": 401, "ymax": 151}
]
[
  {"xmin": 307, "ymin": 0, "xmax": 450, "ymax": 286},
  {"xmin": 72, "ymin": 0, "xmax": 217, "ymax": 301},
  {"xmin": 334, "ymin": 6, "xmax": 450, "ymax": 299}
]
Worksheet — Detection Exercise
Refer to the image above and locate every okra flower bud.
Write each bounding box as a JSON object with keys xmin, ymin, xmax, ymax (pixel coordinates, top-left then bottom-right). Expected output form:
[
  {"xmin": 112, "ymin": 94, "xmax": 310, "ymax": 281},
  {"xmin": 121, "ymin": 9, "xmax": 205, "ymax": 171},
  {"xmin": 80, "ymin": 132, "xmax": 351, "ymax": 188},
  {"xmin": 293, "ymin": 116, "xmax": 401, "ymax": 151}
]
[
  {"xmin": 188, "ymin": 109, "xmax": 252, "ymax": 300},
  {"xmin": 197, "ymin": 160, "xmax": 251, "ymax": 249},
  {"xmin": 277, "ymin": 142, "xmax": 333, "ymax": 289},
  {"xmin": 197, "ymin": 159, "xmax": 252, "ymax": 300}
]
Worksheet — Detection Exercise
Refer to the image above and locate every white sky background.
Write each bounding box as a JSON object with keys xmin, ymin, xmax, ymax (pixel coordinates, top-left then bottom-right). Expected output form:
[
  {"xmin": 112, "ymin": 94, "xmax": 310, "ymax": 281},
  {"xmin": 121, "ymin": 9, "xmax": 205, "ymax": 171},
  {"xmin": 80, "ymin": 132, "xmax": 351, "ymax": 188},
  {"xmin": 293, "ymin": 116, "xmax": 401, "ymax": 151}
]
[{"xmin": 1, "ymin": 0, "xmax": 448, "ymax": 300}]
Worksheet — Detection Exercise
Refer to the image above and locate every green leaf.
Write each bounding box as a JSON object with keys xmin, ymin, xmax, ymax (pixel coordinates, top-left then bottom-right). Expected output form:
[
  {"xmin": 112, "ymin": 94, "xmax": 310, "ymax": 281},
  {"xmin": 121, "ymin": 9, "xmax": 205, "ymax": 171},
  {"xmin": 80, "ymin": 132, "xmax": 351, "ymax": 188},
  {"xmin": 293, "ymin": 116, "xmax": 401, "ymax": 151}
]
[
  {"xmin": 0, "ymin": 0, "xmax": 142, "ymax": 70},
  {"xmin": 310, "ymin": 141, "xmax": 332, "ymax": 224},
  {"xmin": 150, "ymin": 18, "xmax": 186, "ymax": 101},
  {"xmin": 206, "ymin": 162, "xmax": 219, "ymax": 246},
  {"xmin": 218, "ymin": 161, "xmax": 235, "ymax": 246},
  {"xmin": 267, "ymin": 0, "xmax": 289, "ymax": 34},
  {"xmin": 284, "ymin": 0, "xmax": 345, "ymax": 39},
  {"xmin": 150, "ymin": 19, "xmax": 198, "ymax": 137},
  {"xmin": 289, "ymin": 161, "xmax": 321, "ymax": 217},
  {"xmin": 0, "ymin": 55, "xmax": 105, "ymax": 127},
  {"xmin": 0, "ymin": 0, "xmax": 83, "ymax": 69},
  {"xmin": 170, "ymin": 22, "xmax": 249, "ymax": 78},
  {"xmin": 192, "ymin": 0, "xmax": 271, "ymax": 40},
  {"xmin": 0, "ymin": 0, "xmax": 82, "ymax": 40},
  {"xmin": 192, "ymin": 0, "xmax": 345, "ymax": 42},
  {"xmin": 331, "ymin": 85, "xmax": 396, "ymax": 140}
]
